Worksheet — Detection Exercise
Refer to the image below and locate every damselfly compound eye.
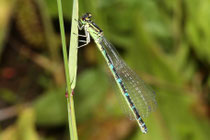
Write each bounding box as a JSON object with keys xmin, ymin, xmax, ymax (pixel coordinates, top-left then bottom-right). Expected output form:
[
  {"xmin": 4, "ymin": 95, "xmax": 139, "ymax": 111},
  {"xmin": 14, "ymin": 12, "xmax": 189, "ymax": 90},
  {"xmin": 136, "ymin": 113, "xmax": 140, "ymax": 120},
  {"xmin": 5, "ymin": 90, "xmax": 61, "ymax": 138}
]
[{"xmin": 82, "ymin": 13, "xmax": 92, "ymax": 21}]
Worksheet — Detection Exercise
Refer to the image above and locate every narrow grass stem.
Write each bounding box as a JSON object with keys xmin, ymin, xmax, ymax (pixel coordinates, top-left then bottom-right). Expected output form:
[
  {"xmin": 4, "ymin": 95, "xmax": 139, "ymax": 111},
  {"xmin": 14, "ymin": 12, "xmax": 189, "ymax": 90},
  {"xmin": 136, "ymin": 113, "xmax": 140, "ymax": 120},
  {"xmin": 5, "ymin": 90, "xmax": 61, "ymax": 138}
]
[{"xmin": 56, "ymin": 0, "xmax": 78, "ymax": 139}]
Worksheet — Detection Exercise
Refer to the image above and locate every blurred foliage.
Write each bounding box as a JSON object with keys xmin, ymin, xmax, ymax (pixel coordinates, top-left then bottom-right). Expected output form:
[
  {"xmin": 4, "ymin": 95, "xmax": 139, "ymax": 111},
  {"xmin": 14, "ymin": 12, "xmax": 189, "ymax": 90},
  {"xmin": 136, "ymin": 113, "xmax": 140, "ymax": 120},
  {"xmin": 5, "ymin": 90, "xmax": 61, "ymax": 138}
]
[
  {"xmin": 34, "ymin": 87, "xmax": 67, "ymax": 126},
  {"xmin": 0, "ymin": 0, "xmax": 210, "ymax": 140},
  {"xmin": 0, "ymin": 88, "xmax": 17, "ymax": 104},
  {"xmin": 0, "ymin": 0, "xmax": 16, "ymax": 57},
  {"xmin": 0, "ymin": 108, "xmax": 39, "ymax": 140}
]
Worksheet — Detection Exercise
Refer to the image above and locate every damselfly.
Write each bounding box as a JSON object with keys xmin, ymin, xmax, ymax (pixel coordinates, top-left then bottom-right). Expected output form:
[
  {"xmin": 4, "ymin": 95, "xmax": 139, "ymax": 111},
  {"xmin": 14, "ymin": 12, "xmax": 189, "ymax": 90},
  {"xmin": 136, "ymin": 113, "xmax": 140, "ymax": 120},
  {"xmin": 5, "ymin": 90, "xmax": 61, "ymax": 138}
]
[{"xmin": 77, "ymin": 13, "xmax": 157, "ymax": 134}]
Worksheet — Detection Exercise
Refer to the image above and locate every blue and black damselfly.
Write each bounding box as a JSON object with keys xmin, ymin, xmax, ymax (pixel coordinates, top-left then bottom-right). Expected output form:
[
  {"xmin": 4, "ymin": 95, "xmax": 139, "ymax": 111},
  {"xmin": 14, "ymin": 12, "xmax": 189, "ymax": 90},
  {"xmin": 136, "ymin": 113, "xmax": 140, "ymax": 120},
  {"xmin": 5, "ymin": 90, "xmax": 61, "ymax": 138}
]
[{"xmin": 77, "ymin": 13, "xmax": 157, "ymax": 134}]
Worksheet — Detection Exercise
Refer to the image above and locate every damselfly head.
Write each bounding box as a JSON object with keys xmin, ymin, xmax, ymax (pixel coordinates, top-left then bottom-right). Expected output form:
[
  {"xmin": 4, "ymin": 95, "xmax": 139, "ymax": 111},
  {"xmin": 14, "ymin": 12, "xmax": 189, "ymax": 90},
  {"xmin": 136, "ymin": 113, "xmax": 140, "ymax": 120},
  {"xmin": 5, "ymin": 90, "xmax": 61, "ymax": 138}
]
[{"xmin": 81, "ymin": 13, "xmax": 92, "ymax": 21}]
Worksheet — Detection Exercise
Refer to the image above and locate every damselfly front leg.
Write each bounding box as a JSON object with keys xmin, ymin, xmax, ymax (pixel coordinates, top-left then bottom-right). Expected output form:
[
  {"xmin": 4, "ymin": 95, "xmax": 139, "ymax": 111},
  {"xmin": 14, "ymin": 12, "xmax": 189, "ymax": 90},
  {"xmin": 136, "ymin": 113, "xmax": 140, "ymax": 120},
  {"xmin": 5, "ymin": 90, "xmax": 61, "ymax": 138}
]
[{"xmin": 74, "ymin": 19, "xmax": 91, "ymax": 48}]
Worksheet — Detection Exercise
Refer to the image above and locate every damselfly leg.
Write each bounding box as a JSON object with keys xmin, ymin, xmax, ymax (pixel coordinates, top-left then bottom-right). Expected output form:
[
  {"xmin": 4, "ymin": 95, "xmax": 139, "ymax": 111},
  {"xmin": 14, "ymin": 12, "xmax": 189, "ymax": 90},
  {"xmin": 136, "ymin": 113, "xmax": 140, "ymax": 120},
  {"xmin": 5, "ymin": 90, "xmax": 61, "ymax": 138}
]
[{"xmin": 73, "ymin": 30, "xmax": 90, "ymax": 48}]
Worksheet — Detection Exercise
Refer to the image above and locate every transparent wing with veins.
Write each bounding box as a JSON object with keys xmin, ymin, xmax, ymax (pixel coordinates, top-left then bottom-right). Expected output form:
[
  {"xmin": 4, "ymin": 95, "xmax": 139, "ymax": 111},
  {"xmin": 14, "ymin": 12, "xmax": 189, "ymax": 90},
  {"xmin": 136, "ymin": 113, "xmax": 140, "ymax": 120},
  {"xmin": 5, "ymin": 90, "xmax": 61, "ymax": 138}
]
[{"xmin": 100, "ymin": 37, "xmax": 157, "ymax": 118}]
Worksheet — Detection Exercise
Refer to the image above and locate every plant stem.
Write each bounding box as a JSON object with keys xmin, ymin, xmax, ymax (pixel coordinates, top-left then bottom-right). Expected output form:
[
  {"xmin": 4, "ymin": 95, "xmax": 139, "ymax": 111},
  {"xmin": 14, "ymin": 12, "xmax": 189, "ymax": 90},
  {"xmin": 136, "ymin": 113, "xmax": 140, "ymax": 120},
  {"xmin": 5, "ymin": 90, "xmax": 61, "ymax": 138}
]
[{"xmin": 56, "ymin": 0, "xmax": 78, "ymax": 139}]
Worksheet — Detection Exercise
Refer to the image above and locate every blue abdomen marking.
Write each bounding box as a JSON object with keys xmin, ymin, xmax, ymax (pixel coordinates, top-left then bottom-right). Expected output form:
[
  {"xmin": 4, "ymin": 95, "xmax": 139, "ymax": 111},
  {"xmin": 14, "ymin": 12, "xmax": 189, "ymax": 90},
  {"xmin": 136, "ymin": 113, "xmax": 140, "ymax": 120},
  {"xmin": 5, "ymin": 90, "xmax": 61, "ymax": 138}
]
[
  {"xmin": 117, "ymin": 78, "xmax": 122, "ymax": 83},
  {"xmin": 124, "ymin": 93, "xmax": 129, "ymax": 96},
  {"xmin": 110, "ymin": 64, "xmax": 114, "ymax": 69}
]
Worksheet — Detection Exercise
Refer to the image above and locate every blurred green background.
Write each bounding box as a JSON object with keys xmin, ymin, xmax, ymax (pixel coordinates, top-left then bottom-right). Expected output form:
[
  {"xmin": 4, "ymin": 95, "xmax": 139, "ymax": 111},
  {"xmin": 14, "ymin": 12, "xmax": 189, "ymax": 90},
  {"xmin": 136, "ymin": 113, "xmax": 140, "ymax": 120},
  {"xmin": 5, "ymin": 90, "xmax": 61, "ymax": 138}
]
[{"xmin": 0, "ymin": 0, "xmax": 210, "ymax": 140}]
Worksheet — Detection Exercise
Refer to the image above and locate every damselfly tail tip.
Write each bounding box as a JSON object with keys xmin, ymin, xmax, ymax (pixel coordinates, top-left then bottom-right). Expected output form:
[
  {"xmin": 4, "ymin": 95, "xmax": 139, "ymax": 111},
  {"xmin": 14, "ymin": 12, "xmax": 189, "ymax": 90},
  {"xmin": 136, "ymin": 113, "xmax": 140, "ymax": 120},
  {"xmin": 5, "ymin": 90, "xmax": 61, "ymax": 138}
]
[
  {"xmin": 142, "ymin": 128, "xmax": 148, "ymax": 134},
  {"xmin": 140, "ymin": 125, "xmax": 148, "ymax": 134}
]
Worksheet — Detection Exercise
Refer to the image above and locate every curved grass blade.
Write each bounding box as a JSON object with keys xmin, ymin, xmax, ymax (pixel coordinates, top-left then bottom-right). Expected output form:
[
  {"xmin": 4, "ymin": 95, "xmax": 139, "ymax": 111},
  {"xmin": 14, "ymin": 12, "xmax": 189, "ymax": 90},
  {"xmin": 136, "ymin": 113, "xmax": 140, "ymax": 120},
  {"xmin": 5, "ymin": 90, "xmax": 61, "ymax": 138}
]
[{"xmin": 69, "ymin": 0, "xmax": 78, "ymax": 89}]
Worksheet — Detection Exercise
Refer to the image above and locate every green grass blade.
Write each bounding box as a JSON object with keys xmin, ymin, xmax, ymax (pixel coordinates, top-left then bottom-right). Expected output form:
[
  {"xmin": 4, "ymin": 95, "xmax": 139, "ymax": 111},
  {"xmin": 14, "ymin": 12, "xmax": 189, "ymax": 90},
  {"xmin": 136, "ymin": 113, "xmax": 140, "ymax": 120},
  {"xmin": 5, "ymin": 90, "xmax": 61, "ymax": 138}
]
[
  {"xmin": 56, "ymin": 0, "xmax": 78, "ymax": 139},
  {"xmin": 68, "ymin": 0, "xmax": 79, "ymax": 139},
  {"xmin": 69, "ymin": 0, "xmax": 78, "ymax": 89}
]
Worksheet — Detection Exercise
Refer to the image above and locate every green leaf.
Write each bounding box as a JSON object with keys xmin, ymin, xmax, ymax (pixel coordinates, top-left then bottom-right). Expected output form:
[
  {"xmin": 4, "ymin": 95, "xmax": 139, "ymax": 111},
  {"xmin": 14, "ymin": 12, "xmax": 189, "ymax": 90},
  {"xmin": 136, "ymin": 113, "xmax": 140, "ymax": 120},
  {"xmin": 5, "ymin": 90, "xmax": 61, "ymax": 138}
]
[{"xmin": 33, "ymin": 87, "xmax": 67, "ymax": 126}]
